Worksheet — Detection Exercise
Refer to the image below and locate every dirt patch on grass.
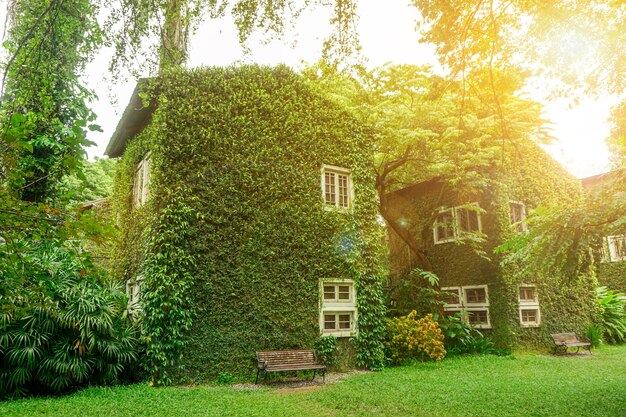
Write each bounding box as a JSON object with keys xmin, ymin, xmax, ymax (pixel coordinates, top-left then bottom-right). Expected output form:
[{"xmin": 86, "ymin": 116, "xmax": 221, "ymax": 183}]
[
  {"xmin": 232, "ymin": 370, "xmax": 369, "ymax": 391},
  {"xmin": 538, "ymin": 351, "xmax": 594, "ymax": 359}
]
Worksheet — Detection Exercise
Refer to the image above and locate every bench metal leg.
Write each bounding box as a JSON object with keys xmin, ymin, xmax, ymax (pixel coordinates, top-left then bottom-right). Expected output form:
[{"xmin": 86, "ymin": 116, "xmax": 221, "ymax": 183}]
[{"xmin": 311, "ymin": 370, "xmax": 316, "ymax": 382}]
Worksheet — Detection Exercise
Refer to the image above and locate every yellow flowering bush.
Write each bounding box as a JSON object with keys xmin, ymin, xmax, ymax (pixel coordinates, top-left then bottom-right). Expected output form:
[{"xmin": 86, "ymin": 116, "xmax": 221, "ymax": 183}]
[{"xmin": 385, "ymin": 311, "xmax": 446, "ymax": 363}]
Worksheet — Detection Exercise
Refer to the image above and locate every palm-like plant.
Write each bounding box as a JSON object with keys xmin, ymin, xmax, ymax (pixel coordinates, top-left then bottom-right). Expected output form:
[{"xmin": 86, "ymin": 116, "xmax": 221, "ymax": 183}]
[
  {"xmin": 0, "ymin": 241, "xmax": 140, "ymax": 398},
  {"xmin": 596, "ymin": 286, "xmax": 626, "ymax": 344}
]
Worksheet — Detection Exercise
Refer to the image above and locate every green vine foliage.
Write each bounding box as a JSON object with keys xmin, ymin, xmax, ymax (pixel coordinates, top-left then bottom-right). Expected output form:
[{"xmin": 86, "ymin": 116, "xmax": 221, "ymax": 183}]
[
  {"xmin": 313, "ymin": 336, "xmax": 338, "ymax": 367},
  {"xmin": 142, "ymin": 196, "xmax": 196, "ymax": 386},
  {"xmin": 112, "ymin": 65, "xmax": 386, "ymax": 382}
]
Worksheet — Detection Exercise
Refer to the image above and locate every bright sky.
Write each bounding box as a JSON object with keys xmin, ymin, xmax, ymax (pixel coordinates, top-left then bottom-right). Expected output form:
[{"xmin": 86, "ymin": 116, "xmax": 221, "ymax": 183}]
[{"xmin": 4, "ymin": 1, "xmax": 616, "ymax": 178}]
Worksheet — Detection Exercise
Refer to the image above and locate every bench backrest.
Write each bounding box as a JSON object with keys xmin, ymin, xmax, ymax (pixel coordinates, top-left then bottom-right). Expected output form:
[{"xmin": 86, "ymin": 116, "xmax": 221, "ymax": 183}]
[
  {"xmin": 256, "ymin": 350, "xmax": 317, "ymax": 366},
  {"xmin": 551, "ymin": 333, "xmax": 580, "ymax": 344}
]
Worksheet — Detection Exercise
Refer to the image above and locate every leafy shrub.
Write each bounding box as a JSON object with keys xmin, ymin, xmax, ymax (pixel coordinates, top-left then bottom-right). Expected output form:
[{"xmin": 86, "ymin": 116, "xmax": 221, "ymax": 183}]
[
  {"xmin": 0, "ymin": 241, "xmax": 139, "ymax": 398},
  {"xmin": 314, "ymin": 336, "xmax": 339, "ymax": 367},
  {"xmin": 436, "ymin": 312, "xmax": 504, "ymax": 355},
  {"xmin": 596, "ymin": 286, "xmax": 626, "ymax": 344},
  {"xmin": 586, "ymin": 325, "xmax": 604, "ymax": 348},
  {"xmin": 388, "ymin": 268, "xmax": 444, "ymax": 318},
  {"xmin": 385, "ymin": 311, "xmax": 446, "ymax": 364},
  {"xmin": 216, "ymin": 372, "xmax": 234, "ymax": 385}
]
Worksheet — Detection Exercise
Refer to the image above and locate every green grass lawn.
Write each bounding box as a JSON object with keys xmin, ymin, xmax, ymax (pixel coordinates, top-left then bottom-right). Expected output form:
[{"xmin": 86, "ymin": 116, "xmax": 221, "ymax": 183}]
[{"xmin": 2, "ymin": 346, "xmax": 625, "ymax": 417}]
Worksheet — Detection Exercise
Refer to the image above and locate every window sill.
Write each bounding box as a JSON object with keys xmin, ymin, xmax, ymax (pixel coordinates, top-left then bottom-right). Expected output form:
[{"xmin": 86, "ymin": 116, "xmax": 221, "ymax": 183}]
[
  {"xmin": 434, "ymin": 239, "xmax": 455, "ymax": 245},
  {"xmin": 321, "ymin": 330, "xmax": 357, "ymax": 338}
]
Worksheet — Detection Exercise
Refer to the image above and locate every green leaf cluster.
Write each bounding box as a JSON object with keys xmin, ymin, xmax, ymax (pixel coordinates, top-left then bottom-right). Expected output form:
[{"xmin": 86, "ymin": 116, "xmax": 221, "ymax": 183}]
[
  {"xmin": 595, "ymin": 286, "xmax": 626, "ymax": 344},
  {"xmin": 142, "ymin": 198, "xmax": 196, "ymax": 386}
]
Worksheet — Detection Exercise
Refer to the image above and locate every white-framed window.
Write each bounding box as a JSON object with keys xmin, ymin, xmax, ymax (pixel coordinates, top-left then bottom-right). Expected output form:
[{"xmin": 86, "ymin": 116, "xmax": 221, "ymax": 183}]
[
  {"xmin": 434, "ymin": 209, "xmax": 455, "ymax": 243},
  {"xmin": 126, "ymin": 275, "xmax": 144, "ymax": 312},
  {"xmin": 321, "ymin": 165, "xmax": 352, "ymax": 209},
  {"xmin": 509, "ymin": 201, "xmax": 527, "ymax": 232},
  {"xmin": 606, "ymin": 235, "xmax": 626, "ymax": 262},
  {"xmin": 457, "ymin": 206, "xmax": 481, "ymax": 233},
  {"xmin": 323, "ymin": 312, "xmax": 355, "ymax": 333},
  {"xmin": 319, "ymin": 279, "xmax": 357, "ymax": 337},
  {"xmin": 433, "ymin": 203, "xmax": 482, "ymax": 244},
  {"xmin": 441, "ymin": 287, "xmax": 462, "ymax": 308},
  {"xmin": 442, "ymin": 285, "xmax": 491, "ymax": 329},
  {"xmin": 518, "ymin": 285, "xmax": 540, "ymax": 327},
  {"xmin": 133, "ymin": 152, "xmax": 152, "ymax": 207}
]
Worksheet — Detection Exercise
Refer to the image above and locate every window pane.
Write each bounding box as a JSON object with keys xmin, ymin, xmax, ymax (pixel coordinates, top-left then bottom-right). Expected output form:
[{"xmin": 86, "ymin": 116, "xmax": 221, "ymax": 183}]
[
  {"xmin": 324, "ymin": 172, "xmax": 336, "ymax": 205},
  {"xmin": 338, "ymin": 174, "xmax": 349, "ymax": 208},
  {"xmin": 324, "ymin": 314, "xmax": 336, "ymax": 330},
  {"xmin": 435, "ymin": 211, "xmax": 453, "ymax": 241},
  {"xmin": 510, "ymin": 203, "xmax": 525, "ymax": 232},
  {"xmin": 338, "ymin": 286, "xmax": 350, "ymax": 300},
  {"xmin": 442, "ymin": 289, "xmax": 460, "ymax": 305},
  {"xmin": 324, "ymin": 285, "xmax": 336, "ymax": 300},
  {"xmin": 134, "ymin": 162, "xmax": 143, "ymax": 206},
  {"xmin": 459, "ymin": 208, "xmax": 479, "ymax": 232},
  {"xmin": 468, "ymin": 210, "xmax": 479, "ymax": 232},
  {"xmin": 611, "ymin": 235, "xmax": 626, "ymax": 260},
  {"xmin": 519, "ymin": 287, "xmax": 535, "ymax": 301},
  {"xmin": 458, "ymin": 209, "xmax": 469, "ymax": 231},
  {"xmin": 466, "ymin": 288, "xmax": 486, "ymax": 304},
  {"xmin": 521, "ymin": 309, "xmax": 537, "ymax": 322},
  {"xmin": 338, "ymin": 314, "xmax": 351, "ymax": 329},
  {"xmin": 468, "ymin": 310, "xmax": 488, "ymax": 325},
  {"xmin": 142, "ymin": 156, "xmax": 151, "ymax": 204}
]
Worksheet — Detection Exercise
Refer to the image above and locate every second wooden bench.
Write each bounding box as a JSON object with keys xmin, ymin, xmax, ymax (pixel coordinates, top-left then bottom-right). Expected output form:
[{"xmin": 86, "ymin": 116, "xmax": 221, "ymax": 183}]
[{"xmin": 551, "ymin": 332, "xmax": 592, "ymax": 354}]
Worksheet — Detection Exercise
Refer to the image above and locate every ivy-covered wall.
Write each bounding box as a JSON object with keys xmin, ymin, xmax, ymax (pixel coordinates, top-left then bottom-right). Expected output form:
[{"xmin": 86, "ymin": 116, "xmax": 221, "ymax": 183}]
[
  {"xmin": 111, "ymin": 65, "xmax": 386, "ymax": 383},
  {"xmin": 386, "ymin": 144, "xmax": 597, "ymax": 349},
  {"xmin": 581, "ymin": 173, "xmax": 626, "ymax": 293},
  {"xmin": 597, "ymin": 262, "xmax": 626, "ymax": 293}
]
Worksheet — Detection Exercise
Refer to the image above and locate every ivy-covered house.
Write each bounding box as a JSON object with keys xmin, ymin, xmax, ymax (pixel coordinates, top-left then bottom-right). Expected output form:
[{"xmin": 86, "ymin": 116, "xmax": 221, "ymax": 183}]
[
  {"xmin": 386, "ymin": 145, "xmax": 598, "ymax": 348},
  {"xmin": 581, "ymin": 171, "xmax": 626, "ymax": 292},
  {"xmin": 106, "ymin": 65, "xmax": 386, "ymax": 382}
]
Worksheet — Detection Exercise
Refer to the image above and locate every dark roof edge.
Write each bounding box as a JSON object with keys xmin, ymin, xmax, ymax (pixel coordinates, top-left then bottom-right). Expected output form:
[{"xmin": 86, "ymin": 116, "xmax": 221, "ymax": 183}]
[
  {"xmin": 104, "ymin": 78, "xmax": 155, "ymax": 158},
  {"xmin": 580, "ymin": 169, "xmax": 624, "ymax": 188}
]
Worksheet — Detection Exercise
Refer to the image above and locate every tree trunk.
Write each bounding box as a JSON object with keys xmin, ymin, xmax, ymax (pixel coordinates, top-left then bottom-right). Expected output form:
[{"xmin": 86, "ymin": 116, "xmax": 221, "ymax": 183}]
[
  {"xmin": 376, "ymin": 175, "xmax": 432, "ymax": 271},
  {"xmin": 160, "ymin": 0, "xmax": 188, "ymax": 71}
]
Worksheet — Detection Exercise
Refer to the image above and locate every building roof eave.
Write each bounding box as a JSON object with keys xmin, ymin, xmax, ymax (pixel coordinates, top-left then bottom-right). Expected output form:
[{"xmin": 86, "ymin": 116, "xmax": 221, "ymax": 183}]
[{"xmin": 104, "ymin": 78, "xmax": 156, "ymax": 158}]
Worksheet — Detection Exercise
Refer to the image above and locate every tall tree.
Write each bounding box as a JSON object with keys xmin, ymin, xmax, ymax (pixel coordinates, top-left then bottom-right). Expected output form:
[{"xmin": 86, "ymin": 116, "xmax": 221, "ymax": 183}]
[
  {"xmin": 106, "ymin": 0, "xmax": 362, "ymax": 74},
  {"xmin": 1, "ymin": 0, "xmax": 101, "ymax": 202}
]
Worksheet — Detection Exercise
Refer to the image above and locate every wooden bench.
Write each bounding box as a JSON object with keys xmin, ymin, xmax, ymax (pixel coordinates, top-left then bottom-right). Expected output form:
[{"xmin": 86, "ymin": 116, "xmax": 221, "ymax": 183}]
[
  {"xmin": 551, "ymin": 333, "xmax": 592, "ymax": 354},
  {"xmin": 255, "ymin": 350, "xmax": 326, "ymax": 384}
]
